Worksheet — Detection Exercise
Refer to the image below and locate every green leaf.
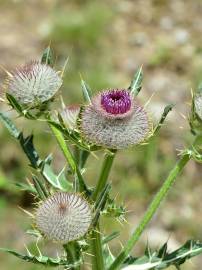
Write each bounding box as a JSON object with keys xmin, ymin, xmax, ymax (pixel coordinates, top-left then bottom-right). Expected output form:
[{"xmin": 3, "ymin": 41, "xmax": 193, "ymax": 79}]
[
  {"xmin": 6, "ymin": 93, "xmax": 24, "ymax": 114},
  {"xmin": 32, "ymin": 175, "xmax": 48, "ymax": 199},
  {"xmin": 42, "ymin": 163, "xmax": 72, "ymax": 191},
  {"xmin": 102, "ymin": 232, "xmax": 120, "ymax": 245},
  {"xmin": 153, "ymin": 104, "xmax": 174, "ymax": 136},
  {"xmin": 103, "ymin": 245, "xmax": 115, "ymax": 268},
  {"xmin": 47, "ymin": 118, "xmax": 101, "ymax": 152},
  {"xmin": 128, "ymin": 66, "xmax": 143, "ymax": 96},
  {"xmin": 19, "ymin": 133, "xmax": 41, "ymax": 169},
  {"xmin": 0, "ymin": 248, "xmax": 81, "ymax": 267},
  {"xmin": 15, "ymin": 182, "xmax": 37, "ymax": 194},
  {"xmin": 122, "ymin": 240, "xmax": 202, "ymax": 270},
  {"xmin": 158, "ymin": 243, "xmax": 167, "ymax": 258},
  {"xmin": 0, "ymin": 113, "xmax": 41, "ymax": 168},
  {"xmin": 6, "ymin": 94, "xmax": 37, "ymax": 119},
  {"xmin": 92, "ymin": 184, "xmax": 111, "ymax": 227},
  {"xmin": 81, "ymin": 78, "xmax": 92, "ymax": 103},
  {"xmin": 0, "ymin": 112, "xmax": 20, "ymax": 138},
  {"xmin": 57, "ymin": 167, "xmax": 73, "ymax": 191},
  {"xmin": 0, "ymin": 113, "xmax": 69, "ymax": 191},
  {"xmin": 41, "ymin": 46, "xmax": 54, "ymax": 66},
  {"xmin": 48, "ymin": 120, "xmax": 89, "ymax": 194},
  {"xmin": 102, "ymin": 196, "xmax": 126, "ymax": 220}
]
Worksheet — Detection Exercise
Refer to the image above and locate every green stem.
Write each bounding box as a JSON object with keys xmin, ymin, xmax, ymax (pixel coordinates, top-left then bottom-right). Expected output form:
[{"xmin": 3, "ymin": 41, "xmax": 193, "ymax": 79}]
[
  {"xmin": 92, "ymin": 150, "xmax": 116, "ymax": 201},
  {"xmin": 109, "ymin": 153, "xmax": 190, "ymax": 270},
  {"xmin": 48, "ymin": 122, "xmax": 88, "ymax": 193},
  {"xmin": 90, "ymin": 227, "xmax": 105, "ymax": 270},
  {"xmin": 90, "ymin": 151, "xmax": 116, "ymax": 270}
]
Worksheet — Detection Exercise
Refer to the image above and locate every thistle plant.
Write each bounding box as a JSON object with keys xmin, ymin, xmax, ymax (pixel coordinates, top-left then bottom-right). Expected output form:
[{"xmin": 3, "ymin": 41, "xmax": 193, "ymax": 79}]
[{"xmin": 1, "ymin": 48, "xmax": 202, "ymax": 270}]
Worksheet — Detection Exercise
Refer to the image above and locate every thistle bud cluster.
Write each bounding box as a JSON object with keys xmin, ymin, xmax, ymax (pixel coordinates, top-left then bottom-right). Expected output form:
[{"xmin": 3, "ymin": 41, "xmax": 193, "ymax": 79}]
[{"xmin": 3, "ymin": 61, "xmax": 152, "ymax": 241}]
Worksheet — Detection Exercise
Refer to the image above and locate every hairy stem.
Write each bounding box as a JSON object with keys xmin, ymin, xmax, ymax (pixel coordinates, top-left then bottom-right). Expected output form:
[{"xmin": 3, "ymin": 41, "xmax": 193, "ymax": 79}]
[
  {"xmin": 109, "ymin": 153, "xmax": 190, "ymax": 270},
  {"xmin": 90, "ymin": 227, "xmax": 105, "ymax": 270}
]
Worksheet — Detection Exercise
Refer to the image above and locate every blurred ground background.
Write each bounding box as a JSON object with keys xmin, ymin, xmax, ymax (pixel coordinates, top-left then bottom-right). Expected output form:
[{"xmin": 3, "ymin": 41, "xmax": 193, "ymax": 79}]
[{"xmin": 0, "ymin": 0, "xmax": 202, "ymax": 269}]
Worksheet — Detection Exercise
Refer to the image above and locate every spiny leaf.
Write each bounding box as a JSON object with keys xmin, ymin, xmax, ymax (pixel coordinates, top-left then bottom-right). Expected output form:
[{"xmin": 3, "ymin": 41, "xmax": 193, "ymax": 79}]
[
  {"xmin": 81, "ymin": 78, "xmax": 92, "ymax": 103},
  {"xmin": 15, "ymin": 182, "xmax": 37, "ymax": 194},
  {"xmin": 158, "ymin": 243, "xmax": 168, "ymax": 258},
  {"xmin": 6, "ymin": 93, "xmax": 24, "ymax": 115},
  {"xmin": 128, "ymin": 66, "xmax": 143, "ymax": 96},
  {"xmin": 0, "ymin": 113, "xmax": 40, "ymax": 168},
  {"xmin": 92, "ymin": 183, "xmax": 111, "ymax": 227},
  {"xmin": 0, "ymin": 112, "xmax": 20, "ymax": 138},
  {"xmin": 32, "ymin": 175, "xmax": 48, "ymax": 199},
  {"xmin": 41, "ymin": 46, "xmax": 54, "ymax": 66},
  {"xmin": 0, "ymin": 113, "xmax": 70, "ymax": 192},
  {"xmin": 6, "ymin": 93, "xmax": 36, "ymax": 119},
  {"xmin": 102, "ymin": 231, "xmax": 120, "ymax": 245},
  {"xmin": 153, "ymin": 104, "xmax": 174, "ymax": 136},
  {"xmin": 102, "ymin": 197, "xmax": 126, "ymax": 220},
  {"xmin": 19, "ymin": 133, "xmax": 41, "ymax": 169},
  {"xmin": 103, "ymin": 244, "xmax": 115, "ymax": 268},
  {"xmin": 0, "ymin": 248, "xmax": 81, "ymax": 267},
  {"xmin": 122, "ymin": 240, "xmax": 202, "ymax": 270},
  {"xmin": 42, "ymin": 163, "xmax": 73, "ymax": 191}
]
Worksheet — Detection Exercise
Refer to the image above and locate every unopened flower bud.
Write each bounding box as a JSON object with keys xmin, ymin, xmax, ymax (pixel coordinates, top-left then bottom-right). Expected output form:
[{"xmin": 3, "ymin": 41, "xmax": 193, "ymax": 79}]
[
  {"xmin": 35, "ymin": 192, "xmax": 92, "ymax": 243},
  {"xmin": 7, "ymin": 61, "xmax": 62, "ymax": 105}
]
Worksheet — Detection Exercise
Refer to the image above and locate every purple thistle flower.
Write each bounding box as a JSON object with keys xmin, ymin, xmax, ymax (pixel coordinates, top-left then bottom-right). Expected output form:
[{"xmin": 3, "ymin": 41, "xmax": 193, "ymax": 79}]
[
  {"xmin": 101, "ymin": 90, "xmax": 131, "ymax": 115},
  {"xmin": 6, "ymin": 61, "xmax": 62, "ymax": 105},
  {"xmin": 35, "ymin": 192, "xmax": 92, "ymax": 243},
  {"xmin": 80, "ymin": 89, "xmax": 151, "ymax": 149}
]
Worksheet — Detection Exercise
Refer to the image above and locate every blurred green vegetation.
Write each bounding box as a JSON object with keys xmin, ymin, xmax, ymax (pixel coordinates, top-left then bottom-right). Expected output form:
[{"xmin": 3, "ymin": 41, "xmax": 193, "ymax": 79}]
[{"xmin": 1, "ymin": 0, "xmax": 202, "ymax": 269}]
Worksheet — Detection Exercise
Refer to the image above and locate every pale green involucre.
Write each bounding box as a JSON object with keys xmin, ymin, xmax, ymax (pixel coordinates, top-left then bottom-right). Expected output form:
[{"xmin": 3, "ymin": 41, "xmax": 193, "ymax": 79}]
[
  {"xmin": 36, "ymin": 192, "xmax": 92, "ymax": 243},
  {"xmin": 7, "ymin": 61, "xmax": 62, "ymax": 104}
]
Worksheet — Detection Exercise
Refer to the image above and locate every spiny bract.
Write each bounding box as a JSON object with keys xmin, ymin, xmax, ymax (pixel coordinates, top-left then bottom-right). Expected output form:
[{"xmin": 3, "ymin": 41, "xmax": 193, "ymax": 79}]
[
  {"xmin": 80, "ymin": 89, "xmax": 151, "ymax": 149},
  {"xmin": 60, "ymin": 105, "xmax": 80, "ymax": 129},
  {"xmin": 35, "ymin": 192, "xmax": 92, "ymax": 243},
  {"xmin": 7, "ymin": 61, "xmax": 62, "ymax": 105}
]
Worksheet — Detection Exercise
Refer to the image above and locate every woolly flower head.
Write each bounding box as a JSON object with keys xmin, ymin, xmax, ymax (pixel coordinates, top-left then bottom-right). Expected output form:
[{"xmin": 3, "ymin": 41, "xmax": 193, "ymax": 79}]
[
  {"xmin": 35, "ymin": 192, "xmax": 92, "ymax": 243},
  {"xmin": 7, "ymin": 61, "xmax": 62, "ymax": 105},
  {"xmin": 80, "ymin": 89, "xmax": 151, "ymax": 149}
]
